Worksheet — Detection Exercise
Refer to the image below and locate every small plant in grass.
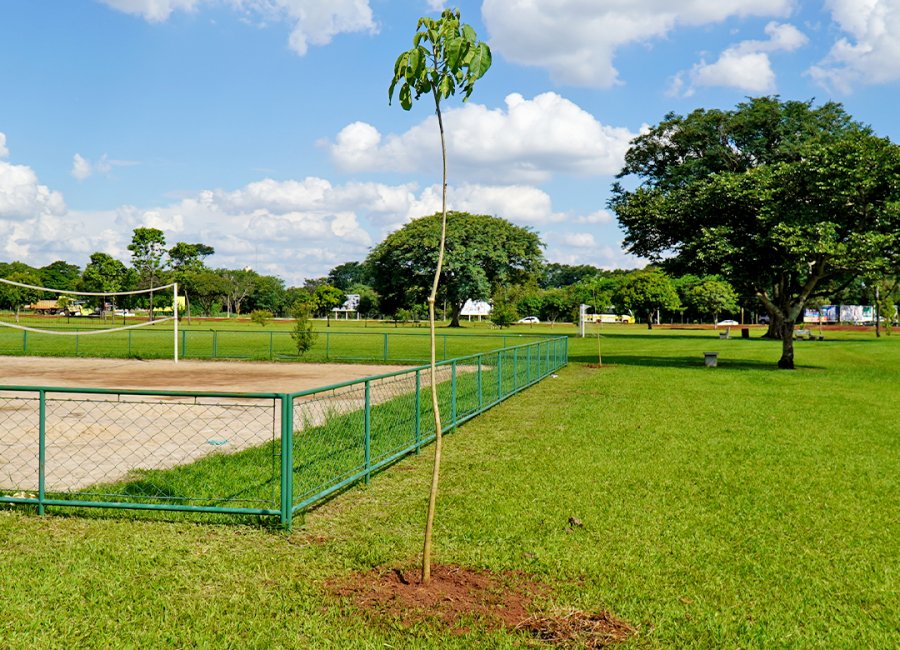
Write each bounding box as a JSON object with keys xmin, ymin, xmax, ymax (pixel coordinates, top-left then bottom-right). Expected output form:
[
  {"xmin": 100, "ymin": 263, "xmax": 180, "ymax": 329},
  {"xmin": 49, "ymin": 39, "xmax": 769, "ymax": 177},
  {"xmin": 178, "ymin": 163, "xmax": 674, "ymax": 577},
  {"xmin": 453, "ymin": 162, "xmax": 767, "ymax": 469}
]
[
  {"xmin": 250, "ymin": 309, "xmax": 273, "ymax": 327},
  {"xmin": 290, "ymin": 302, "xmax": 317, "ymax": 357},
  {"xmin": 389, "ymin": 7, "xmax": 491, "ymax": 583}
]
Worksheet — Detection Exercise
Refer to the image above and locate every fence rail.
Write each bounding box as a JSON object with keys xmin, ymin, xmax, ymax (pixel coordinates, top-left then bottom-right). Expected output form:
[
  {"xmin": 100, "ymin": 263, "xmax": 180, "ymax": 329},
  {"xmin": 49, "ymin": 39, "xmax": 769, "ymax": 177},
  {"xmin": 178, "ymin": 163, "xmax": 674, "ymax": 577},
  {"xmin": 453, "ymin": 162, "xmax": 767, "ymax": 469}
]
[{"xmin": 0, "ymin": 336, "xmax": 568, "ymax": 527}]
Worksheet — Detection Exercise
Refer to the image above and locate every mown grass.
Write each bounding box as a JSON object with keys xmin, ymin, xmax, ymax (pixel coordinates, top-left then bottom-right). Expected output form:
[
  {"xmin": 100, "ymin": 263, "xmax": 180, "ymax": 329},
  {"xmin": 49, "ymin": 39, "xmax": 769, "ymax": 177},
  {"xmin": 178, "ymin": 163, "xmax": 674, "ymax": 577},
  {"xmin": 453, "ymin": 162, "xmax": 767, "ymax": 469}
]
[
  {"xmin": 0, "ymin": 326, "xmax": 897, "ymax": 647},
  {"xmin": 0, "ymin": 315, "xmax": 548, "ymax": 363}
]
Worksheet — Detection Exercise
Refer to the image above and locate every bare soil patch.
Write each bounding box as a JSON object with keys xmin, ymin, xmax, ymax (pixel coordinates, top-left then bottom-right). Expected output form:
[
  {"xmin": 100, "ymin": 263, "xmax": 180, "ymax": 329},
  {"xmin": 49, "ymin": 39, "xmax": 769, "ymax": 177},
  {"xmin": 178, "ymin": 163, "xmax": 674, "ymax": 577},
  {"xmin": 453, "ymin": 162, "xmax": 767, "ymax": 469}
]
[
  {"xmin": 330, "ymin": 563, "xmax": 636, "ymax": 647},
  {"xmin": 0, "ymin": 356, "xmax": 409, "ymax": 393}
]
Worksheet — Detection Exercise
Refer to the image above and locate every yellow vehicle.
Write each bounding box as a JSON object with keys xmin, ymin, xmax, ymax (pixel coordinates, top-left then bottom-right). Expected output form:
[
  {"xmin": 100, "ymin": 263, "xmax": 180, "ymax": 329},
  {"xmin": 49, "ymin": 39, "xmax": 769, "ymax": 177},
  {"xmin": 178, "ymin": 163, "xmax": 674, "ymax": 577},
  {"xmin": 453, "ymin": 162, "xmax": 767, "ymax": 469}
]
[
  {"xmin": 585, "ymin": 312, "xmax": 633, "ymax": 324},
  {"xmin": 28, "ymin": 299, "xmax": 92, "ymax": 316}
]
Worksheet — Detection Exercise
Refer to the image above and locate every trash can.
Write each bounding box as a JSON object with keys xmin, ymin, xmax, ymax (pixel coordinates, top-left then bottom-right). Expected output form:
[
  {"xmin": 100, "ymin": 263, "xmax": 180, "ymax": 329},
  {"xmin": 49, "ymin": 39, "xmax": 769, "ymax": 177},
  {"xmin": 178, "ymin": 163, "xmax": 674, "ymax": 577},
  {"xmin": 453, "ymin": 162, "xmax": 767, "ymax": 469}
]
[
  {"xmin": 704, "ymin": 352, "xmax": 718, "ymax": 367},
  {"xmin": 741, "ymin": 328, "xmax": 750, "ymax": 339}
]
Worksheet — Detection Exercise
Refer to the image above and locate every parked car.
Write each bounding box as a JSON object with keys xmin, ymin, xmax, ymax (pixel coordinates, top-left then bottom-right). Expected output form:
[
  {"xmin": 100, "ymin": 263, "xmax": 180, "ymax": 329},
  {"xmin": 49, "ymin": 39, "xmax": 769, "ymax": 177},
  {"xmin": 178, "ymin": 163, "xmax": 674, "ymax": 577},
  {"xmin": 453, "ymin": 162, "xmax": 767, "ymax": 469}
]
[
  {"xmin": 717, "ymin": 319, "xmax": 739, "ymax": 326},
  {"xmin": 517, "ymin": 316, "xmax": 540, "ymax": 324}
]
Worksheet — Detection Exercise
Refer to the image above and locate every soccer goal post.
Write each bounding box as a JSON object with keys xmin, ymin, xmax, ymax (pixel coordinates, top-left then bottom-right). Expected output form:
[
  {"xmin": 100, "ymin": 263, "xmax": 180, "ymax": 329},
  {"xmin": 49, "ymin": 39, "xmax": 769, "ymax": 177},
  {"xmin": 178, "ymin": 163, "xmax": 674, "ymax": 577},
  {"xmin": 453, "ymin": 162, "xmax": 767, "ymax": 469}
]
[{"xmin": 0, "ymin": 278, "xmax": 180, "ymax": 363}]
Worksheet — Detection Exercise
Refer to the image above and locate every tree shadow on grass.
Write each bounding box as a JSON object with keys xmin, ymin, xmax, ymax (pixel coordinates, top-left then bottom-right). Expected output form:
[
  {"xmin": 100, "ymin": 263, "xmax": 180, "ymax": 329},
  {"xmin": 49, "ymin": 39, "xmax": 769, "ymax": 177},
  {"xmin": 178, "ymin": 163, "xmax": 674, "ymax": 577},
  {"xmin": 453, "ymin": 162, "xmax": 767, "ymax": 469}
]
[{"xmin": 569, "ymin": 354, "xmax": 825, "ymax": 371}]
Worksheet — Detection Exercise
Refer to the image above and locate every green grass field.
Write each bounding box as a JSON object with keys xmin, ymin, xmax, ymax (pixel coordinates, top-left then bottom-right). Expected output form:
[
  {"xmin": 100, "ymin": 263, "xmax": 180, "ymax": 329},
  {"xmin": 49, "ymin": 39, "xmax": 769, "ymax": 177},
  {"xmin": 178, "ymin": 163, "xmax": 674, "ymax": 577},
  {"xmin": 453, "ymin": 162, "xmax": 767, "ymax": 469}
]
[
  {"xmin": 0, "ymin": 315, "xmax": 551, "ymax": 362},
  {"xmin": 0, "ymin": 325, "xmax": 897, "ymax": 647}
]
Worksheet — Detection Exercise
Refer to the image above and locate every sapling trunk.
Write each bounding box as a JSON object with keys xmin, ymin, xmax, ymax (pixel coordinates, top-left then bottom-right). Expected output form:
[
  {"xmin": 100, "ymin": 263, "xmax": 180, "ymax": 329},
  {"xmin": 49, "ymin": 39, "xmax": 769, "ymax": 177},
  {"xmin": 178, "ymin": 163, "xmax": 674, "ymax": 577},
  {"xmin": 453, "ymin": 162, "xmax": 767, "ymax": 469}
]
[{"xmin": 422, "ymin": 89, "xmax": 448, "ymax": 584}]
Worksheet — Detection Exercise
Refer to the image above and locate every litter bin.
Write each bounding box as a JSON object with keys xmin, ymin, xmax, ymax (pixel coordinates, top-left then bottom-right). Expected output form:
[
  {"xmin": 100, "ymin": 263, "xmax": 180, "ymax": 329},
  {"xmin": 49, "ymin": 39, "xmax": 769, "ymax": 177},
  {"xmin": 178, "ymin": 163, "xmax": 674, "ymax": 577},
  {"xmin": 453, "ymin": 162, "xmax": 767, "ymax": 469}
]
[
  {"xmin": 741, "ymin": 328, "xmax": 750, "ymax": 339},
  {"xmin": 704, "ymin": 351, "xmax": 718, "ymax": 367}
]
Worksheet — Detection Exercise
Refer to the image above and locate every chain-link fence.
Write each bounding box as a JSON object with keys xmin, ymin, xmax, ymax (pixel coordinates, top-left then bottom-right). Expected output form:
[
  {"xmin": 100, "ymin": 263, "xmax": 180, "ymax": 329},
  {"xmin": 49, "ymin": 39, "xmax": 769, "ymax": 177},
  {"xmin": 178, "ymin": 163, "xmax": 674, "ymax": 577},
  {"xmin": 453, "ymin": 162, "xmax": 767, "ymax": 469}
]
[{"xmin": 0, "ymin": 336, "xmax": 567, "ymax": 526}]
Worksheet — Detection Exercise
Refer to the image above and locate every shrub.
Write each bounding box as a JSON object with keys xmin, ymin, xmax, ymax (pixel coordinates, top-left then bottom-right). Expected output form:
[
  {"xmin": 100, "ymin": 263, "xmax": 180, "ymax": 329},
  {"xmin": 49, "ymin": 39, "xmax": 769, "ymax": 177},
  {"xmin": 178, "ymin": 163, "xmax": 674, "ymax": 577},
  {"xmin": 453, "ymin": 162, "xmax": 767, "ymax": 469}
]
[
  {"xmin": 290, "ymin": 303, "xmax": 317, "ymax": 356},
  {"xmin": 250, "ymin": 309, "xmax": 273, "ymax": 327}
]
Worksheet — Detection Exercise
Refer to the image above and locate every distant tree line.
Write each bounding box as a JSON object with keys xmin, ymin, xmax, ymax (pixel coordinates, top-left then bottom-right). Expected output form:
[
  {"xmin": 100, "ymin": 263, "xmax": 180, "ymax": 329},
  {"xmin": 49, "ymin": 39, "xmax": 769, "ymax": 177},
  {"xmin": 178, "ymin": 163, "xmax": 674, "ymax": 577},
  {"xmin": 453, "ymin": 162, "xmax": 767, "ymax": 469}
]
[{"xmin": 1, "ymin": 212, "xmax": 896, "ymax": 332}]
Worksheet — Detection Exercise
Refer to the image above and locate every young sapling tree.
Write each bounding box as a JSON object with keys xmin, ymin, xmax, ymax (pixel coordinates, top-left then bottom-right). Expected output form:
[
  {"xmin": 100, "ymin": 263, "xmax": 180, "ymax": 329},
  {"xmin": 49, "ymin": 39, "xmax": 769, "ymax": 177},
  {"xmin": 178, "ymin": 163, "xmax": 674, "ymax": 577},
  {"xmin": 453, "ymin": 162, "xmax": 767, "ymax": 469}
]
[{"xmin": 388, "ymin": 7, "xmax": 491, "ymax": 583}]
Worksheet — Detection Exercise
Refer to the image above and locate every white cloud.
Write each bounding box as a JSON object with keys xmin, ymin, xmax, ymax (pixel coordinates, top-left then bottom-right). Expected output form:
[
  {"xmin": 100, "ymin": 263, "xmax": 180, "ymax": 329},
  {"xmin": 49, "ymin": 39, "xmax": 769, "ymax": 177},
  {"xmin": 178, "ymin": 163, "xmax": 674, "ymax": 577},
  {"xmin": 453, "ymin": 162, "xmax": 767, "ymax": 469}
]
[
  {"xmin": 99, "ymin": 0, "xmax": 201, "ymax": 23},
  {"xmin": 0, "ymin": 133, "xmax": 8, "ymax": 159},
  {"xmin": 71, "ymin": 153, "xmax": 139, "ymax": 181},
  {"xmin": 71, "ymin": 154, "xmax": 93, "ymax": 181},
  {"xmin": 810, "ymin": 0, "xmax": 900, "ymax": 92},
  {"xmin": 0, "ymin": 161, "xmax": 66, "ymax": 221},
  {"xmin": 543, "ymin": 231, "xmax": 645, "ymax": 270},
  {"xmin": 672, "ymin": 21, "xmax": 807, "ymax": 96},
  {"xmin": 3, "ymin": 146, "xmax": 638, "ymax": 282},
  {"xmin": 100, "ymin": 0, "xmax": 376, "ymax": 55},
  {"xmin": 328, "ymin": 92, "xmax": 639, "ymax": 183},
  {"xmin": 482, "ymin": 0, "xmax": 795, "ymax": 87}
]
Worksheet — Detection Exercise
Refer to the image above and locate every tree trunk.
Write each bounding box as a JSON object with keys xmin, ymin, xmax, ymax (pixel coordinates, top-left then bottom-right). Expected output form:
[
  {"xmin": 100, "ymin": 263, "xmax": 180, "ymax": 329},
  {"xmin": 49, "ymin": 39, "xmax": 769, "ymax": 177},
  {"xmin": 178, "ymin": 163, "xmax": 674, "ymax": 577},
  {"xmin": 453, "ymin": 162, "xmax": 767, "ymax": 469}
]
[
  {"xmin": 449, "ymin": 302, "xmax": 463, "ymax": 328},
  {"xmin": 763, "ymin": 312, "xmax": 783, "ymax": 339},
  {"xmin": 777, "ymin": 318, "xmax": 796, "ymax": 369},
  {"xmin": 422, "ymin": 87, "xmax": 448, "ymax": 585}
]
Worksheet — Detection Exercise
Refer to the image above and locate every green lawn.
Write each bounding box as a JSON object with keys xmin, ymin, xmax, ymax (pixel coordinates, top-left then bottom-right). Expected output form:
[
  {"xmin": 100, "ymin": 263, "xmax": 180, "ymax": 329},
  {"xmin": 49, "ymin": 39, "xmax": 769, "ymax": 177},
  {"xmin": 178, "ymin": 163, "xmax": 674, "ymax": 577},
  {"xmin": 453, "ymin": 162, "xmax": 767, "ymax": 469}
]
[
  {"xmin": 0, "ymin": 315, "xmax": 550, "ymax": 362},
  {"xmin": 0, "ymin": 325, "xmax": 897, "ymax": 647}
]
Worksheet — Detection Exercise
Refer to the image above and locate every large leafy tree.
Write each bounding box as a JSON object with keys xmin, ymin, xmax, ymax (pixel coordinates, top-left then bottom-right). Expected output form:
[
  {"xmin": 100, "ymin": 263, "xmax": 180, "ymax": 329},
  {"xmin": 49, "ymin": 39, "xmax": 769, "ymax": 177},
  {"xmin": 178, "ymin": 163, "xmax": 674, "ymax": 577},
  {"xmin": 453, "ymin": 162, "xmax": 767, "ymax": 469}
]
[
  {"xmin": 367, "ymin": 212, "xmax": 543, "ymax": 328},
  {"xmin": 168, "ymin": 242, "xmax": 214, "ymax": 323},
  {"xmin": 389, "ymin": 8, "xmax": 491, "ymax": 583},
  {"xmin": 39, "ymin": 261, "xmax": 81, "ymax": 292},
  {"xmin": 326, "ymin": 261, "xmax": 368, "ymax": 290},
  {"xmin": 613, "ymin": 269, "xmax": 681, "ymax": 329},
  {"xmin": 128, "ymin": 227, "xmax": 168, "ymax": 320},
  {"xmin": 0, "ymin": 270, "xmax": 42, "ymax": 321},
  {"xmin": 611, "ymin": 97, "xmax": 900, "ymax": 368},
  {"xmin": 80, "ymin": 252, "xmax": 136, "ymax": 313},
  {"xmin": 682, "ymin": 275, "xmax": 739, "ymax": 325}
]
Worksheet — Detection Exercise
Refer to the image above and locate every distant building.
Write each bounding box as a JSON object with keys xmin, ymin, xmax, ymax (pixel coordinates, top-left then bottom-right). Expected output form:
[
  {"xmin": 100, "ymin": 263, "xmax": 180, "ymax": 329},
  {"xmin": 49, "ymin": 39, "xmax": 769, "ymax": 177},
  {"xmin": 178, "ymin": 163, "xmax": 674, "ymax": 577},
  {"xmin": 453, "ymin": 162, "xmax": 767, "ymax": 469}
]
[
  {"xmin": 460, "ymin": 299, "xmax": 491, "ymax": 321},
  {"xmin": 332, "ymin": 294, "xmax": 360, "ymax": 320}
]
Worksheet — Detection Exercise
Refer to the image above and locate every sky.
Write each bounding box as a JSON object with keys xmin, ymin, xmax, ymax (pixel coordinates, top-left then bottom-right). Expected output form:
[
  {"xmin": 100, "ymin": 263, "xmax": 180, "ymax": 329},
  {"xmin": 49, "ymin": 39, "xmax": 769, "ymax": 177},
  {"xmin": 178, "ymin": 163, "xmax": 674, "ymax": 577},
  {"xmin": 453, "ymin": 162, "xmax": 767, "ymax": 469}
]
[{"xmin": 1, "ymin": 0, "xmax": 899, "ymax": 287}]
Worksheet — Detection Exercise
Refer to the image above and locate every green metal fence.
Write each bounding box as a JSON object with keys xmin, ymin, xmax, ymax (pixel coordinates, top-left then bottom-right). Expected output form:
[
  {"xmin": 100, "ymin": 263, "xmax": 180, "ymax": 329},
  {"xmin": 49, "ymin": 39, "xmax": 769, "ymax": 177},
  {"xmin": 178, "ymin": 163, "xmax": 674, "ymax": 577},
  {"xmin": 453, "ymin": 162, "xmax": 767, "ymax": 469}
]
[
  {"xmin": 0, "ymin": 336, "xmax": 567, "ymax": 527},
  {"xmin": 0, "ymin": 327, "xmax": 551, "ymax": 363}
]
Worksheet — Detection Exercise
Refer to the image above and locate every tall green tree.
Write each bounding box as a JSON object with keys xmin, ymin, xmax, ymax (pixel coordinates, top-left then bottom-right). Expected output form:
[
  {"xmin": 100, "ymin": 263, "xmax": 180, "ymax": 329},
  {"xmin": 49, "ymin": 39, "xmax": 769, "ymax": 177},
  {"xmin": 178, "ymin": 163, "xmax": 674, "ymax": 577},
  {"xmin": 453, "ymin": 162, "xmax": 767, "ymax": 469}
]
[
  {"xmin": 0, "ymin": 271, "xmax": 41, "ymax": 322},
  {"xmin": 80, "ymin": 252, "xmax": 136, "ymax": 314},
  {"xmin": 389, "ymin": 7, "xmax": 491, "ymax": 583},
  {"xmin": 613, "ymin": 269, "xmax": 681, "ymax": 330},
  {"xmin": 128, "ymin": 227, "xmax": 167, "ymax": 320},
  {"xmin": 168, "ymin": 242, "xmax": 214, "ymax": 323},
  {"xmin": 326, "ymin": 261, "xmax": 368, "ymax": 291},
  {"xmin": 39, "ymin": 261, "xmax": 81, "ymax": 292},
  {"xmin": 683, "ymin": 276, "xmax": 739, "ymax": 325},
  {"xmin": 611, "ymin": 97, "xmax": 900, "ymax": 367},
  {"xmin": 368, "ymin": 212, "xmax": 543, "ymax": 328},
  {"xmin": 312, "ymin": 284, "xmax": 345, "ymax": 326},
  {"xmin": 218, "ymin": 268, "xmax": 256, "ymax": 316}
]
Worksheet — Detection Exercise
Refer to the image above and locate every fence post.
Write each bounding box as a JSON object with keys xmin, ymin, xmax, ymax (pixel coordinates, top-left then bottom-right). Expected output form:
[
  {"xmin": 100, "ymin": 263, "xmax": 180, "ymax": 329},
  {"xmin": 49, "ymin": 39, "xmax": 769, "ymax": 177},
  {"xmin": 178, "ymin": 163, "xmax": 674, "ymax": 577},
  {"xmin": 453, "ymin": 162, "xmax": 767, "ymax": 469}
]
[
  {"xmin": 22, "ymin": 330, "xmax": 27, "ymax": 354},
  {"xmin": 280, "ymin": 394, "xmax": 294, "ymax": 530},
  {"xmin": 414, "ymin": 369, "xmax": 421, "ymax": 453},
  {"xmin": 443, "ymin": 335, "xmax": 447, "ymax": 361},
  {"xmin": 497, "ymin": 351, "xmax": 503, "ymax": 399},
  {"xmin": 38, "ymin": 390, "xmax": 46, "ymax": 516},
  {"xmin": 383, "ymin": 333, "xmax": 388, "ymax": 362},
  {"xmin": 181, "ymin": 329, "xmax": 187, "ymax": 358},
  {"xmin": 75, "ymin": 331, "xmax": 79, "ymax": 356},
  {"xmin": 269, "ymin": 331, "xmax": 274, "ymax": 360},
  {"xmin": 212, "ymin": 330, "xmax": 218, "ymax": 358},
  {"xmin": 364, "ymin": 380, "xmax": 372, "ymax": 484},
  {"xmin": 476, "ymin": 354, "xmax": 483, "ymax": 410},
  {"xmin": 514, "ymin": 347, "xmax": 519, "ymax": 389},
  {"xmin": 127, "ymin": 330, "xmax": 132, "ymax": 357},
  {"xmin": 325, "ymin": 331, "xmax": 330, "ymax": 360},
  {"xmin": 527, "ymin": 345, "xmax": 532, "ymax": 384},
  {"xmin": 451, "ymin": 360, "xmax": 457, "ymax": 426}
]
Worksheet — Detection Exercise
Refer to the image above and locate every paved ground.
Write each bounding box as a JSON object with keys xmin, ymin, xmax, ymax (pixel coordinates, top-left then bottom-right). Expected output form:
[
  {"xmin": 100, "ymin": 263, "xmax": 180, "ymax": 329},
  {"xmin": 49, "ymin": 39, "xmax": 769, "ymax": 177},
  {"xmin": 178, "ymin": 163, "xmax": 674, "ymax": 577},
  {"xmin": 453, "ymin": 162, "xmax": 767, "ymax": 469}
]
[{"xmin": 0, "ymin": 357, "xmax": 410, "ymax": 494}]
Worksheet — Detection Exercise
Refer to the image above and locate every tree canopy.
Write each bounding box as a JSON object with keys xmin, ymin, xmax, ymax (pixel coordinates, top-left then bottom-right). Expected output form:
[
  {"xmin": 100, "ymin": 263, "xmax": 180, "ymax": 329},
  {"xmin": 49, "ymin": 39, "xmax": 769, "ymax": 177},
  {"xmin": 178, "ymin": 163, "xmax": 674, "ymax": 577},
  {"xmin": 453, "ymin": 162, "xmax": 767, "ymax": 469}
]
[
  {"xmin": 610, "ymin": 96, "xmax": 900, "ymax": 367},
  {"xmin": 366, "ymin": 212, "xmax": 544, "ymax": 327}
]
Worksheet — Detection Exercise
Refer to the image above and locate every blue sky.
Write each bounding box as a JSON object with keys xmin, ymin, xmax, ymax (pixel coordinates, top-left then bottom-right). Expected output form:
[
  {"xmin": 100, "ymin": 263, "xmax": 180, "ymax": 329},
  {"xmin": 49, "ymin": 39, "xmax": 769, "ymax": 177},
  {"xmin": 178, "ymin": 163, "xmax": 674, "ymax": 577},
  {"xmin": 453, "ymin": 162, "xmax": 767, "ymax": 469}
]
[{"xmin": 2, "ymin": 0, "xmax": 899, "ymax": 286}]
